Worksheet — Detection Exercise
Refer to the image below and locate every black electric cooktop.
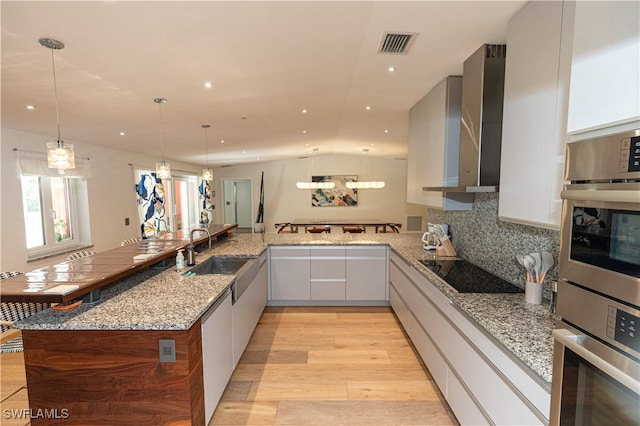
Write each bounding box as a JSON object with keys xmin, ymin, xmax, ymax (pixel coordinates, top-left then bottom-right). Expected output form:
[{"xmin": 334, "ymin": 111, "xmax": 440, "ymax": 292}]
[{"xmin": 418, "ymin": 258, "xmax": 524, "ymax": 294}]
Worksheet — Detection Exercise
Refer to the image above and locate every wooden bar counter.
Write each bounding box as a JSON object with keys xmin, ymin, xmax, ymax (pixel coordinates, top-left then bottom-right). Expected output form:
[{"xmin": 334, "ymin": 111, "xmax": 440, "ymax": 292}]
[{"xmin": 0, "ymin": 224, "xmax": 237, "ymax": 304}]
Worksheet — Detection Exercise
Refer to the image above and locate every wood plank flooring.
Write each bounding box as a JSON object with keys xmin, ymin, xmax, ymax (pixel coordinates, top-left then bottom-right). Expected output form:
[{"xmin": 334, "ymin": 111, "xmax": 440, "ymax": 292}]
[
  {"xmin": 210, "ymin": 307, "xmax": 458, "ymax": 425},
  {"xmin": 0, "ymin": 307, "xmax": 458, "ymax": 426}
]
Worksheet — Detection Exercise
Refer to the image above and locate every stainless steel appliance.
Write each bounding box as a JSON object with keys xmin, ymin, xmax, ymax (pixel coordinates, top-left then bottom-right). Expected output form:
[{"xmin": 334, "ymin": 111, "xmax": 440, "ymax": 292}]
[
  {"xmin": 423, "ymin": 43, "xmax": 506, "ymax": 193},
  {"xmin": 551, "ymin": 130, "xmax": 640, "ymax": 425}
]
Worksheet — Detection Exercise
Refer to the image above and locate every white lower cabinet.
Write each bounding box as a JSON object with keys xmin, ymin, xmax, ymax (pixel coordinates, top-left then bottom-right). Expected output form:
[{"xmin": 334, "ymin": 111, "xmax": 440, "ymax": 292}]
[
  {"xmin": 389, "ymin": 252, "xmax": 549, "ymax": 425},
  {"xmin": 201, "ymin": 290, "xmax": 233, "ymax": 424},
  {"xmin": 269, "ymin": 245, "xmax": 388, "ymax": 304},
  {"xmin": 269, "ymin": 246, "xmax": 311, "ymax": 300},
  {"xmin": 232, "ymin": 253, "xmax": 268, "ymax": 367},
  {"xmin": 346, "ymin": 246, "xmax": 387, "ymax": 301}
]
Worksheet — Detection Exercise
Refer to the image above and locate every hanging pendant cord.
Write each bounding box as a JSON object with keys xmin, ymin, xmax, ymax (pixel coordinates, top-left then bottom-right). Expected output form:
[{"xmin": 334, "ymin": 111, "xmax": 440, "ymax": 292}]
[
  {"xmin": 158, "ymin": 102, "xmax": 165, "ymax": 163},
  {"xmin": 50, "ymin": 48, "xmax": 62, "ymax": 146}
]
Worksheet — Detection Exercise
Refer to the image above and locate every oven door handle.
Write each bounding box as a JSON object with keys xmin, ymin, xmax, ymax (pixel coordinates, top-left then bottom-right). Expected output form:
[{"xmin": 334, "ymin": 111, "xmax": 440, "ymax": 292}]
[
  {"xmin": 560, "ymin": 189, "xmax": 640, "ymax": 204},
  {"xmin": 553, "ymin": 329, "xmax": 640, "ymax": 394}
]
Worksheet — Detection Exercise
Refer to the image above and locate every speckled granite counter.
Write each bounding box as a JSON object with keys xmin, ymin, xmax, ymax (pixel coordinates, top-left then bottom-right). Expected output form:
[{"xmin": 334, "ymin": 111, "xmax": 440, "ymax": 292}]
[{"xmin": 16, "ymin": 232, "xmax": 555, "ymax": 385}]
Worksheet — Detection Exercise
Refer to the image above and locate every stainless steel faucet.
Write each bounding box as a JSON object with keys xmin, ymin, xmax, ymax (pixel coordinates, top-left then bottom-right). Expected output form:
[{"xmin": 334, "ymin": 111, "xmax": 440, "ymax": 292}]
[{"xmin": 190, "ymin": 227, "xmax": 212, "ymax": 250}]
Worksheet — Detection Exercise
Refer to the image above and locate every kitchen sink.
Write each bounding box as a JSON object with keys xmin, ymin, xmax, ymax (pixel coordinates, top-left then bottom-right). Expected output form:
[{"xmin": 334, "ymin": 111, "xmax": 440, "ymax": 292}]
[
  {"xmin": 188, "ymin": 256, "xmax": 253, "ymax": 275},
  {"xmin": 187, "ymin": 256, "xmax": 260, "ymax": 304}
]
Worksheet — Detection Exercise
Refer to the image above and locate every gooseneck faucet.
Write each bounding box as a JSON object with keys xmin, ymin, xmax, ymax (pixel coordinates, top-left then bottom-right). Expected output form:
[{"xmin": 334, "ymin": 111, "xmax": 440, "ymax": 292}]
[{"xmin": 190, "ymin": 227, "xmax": 212, "ymax": 250}]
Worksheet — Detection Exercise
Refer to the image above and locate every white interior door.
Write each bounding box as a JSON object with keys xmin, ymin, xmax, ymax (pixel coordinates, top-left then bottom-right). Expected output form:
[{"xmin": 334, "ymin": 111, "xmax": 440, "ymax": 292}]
[{"xmin": 223, "ymin": 179, "xmax": 253, "ymax": 228}]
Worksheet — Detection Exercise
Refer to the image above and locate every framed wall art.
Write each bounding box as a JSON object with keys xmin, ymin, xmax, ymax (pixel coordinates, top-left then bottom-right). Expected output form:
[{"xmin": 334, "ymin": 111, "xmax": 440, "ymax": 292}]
[{"xmin": 311, "ymin": 175, "xmax": 358, "ymax": 207}]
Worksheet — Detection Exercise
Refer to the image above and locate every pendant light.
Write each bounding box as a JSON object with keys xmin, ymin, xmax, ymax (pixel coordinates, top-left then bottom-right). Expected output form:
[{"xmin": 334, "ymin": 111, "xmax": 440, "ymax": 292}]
[
  {"xmin": 346, "ymin": 148, "xmax": 385, "ymax": 189},
  {"xmin": 154, "ymin": 98, "xmax": 171, "ymax": 179},
  {"xmin": 40, "ymin": 37, "xmax": 75, "ymax": 175},
  {"xmin": 296, "ymin": 148, "xmax": 335, "ymax": 189},
  {"xmin": 201, "ymin": 124, "xmax": 213, "ymax": 181}
]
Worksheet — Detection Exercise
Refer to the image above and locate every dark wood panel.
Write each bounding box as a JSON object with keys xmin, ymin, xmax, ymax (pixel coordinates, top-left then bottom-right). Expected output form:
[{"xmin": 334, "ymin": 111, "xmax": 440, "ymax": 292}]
[{"xmin": 22, "ymin": 326, "xmax": 205, "ymax": 425}]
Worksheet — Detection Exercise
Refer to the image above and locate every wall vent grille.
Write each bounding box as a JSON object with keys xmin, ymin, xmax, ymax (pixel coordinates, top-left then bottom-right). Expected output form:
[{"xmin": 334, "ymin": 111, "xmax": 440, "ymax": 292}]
[
  {"xmin": 378, "ymin": 32, "xmax": 417, "ymax": 55},
  {"xmin": 406, "ymin": 216, "xmax": 423, "ymax": 232}
]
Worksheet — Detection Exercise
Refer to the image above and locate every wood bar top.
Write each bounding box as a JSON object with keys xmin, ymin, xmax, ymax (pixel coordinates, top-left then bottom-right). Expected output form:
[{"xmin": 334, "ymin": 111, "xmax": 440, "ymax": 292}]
[
  {"xmin": 0, "ymin": 224, "xmax": 237, "ymax": 304},
  {"xmin": 276, "ymin": 219, "xmax": 401, "ymax": 233}
]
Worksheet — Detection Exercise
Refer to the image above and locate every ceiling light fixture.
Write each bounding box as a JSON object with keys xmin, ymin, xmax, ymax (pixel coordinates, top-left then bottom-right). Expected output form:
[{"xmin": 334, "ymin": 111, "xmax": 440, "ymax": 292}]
[
  {"xmin": 201, "ymin": 124, "xmax": 212, "ymax": 181},
  {"xmin": 296, "ymin": 148, "xmax": 335, "ymax": 190},
  {"xmin": 40, "ymin": 37, "xmax": 75, "ymax": 175},
  {"xmin": 346, "ymin": 148, "xmax": 385, "ymax": 189},
  {"xmin": 154, "ymin": 98, "xmax": 171, "ymax": 179}
]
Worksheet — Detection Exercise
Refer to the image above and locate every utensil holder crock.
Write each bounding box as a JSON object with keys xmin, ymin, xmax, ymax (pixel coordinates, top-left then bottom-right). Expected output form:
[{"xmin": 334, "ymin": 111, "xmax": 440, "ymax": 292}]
[{"xmin": 525, "ymin": 281, "xmax": 543, "ymax": 305}]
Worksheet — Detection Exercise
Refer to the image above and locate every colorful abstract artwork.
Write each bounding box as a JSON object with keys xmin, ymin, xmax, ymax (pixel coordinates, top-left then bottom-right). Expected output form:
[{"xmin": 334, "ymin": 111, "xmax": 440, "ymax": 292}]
[
  {"xmin": 311, "ymin": 175, "xmax": 358, "ymax": 207},
  {"xmin": 134, "ymin": 171, "xmax": 169, "ymax": 238},
  {"xmin": 198, "ymin": 179, "xmax": 213, "ymax": 225}
]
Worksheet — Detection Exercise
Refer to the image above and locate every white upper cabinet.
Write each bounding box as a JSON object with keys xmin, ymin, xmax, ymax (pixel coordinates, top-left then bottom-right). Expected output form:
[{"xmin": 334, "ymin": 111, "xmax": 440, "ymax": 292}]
[
  {"xmin": 567, "ymin": 0, "xmax": 640, "ymax": 137},
  {"xmin": 499, "ymin": 0, "xmax": 573, "ymax": 228},
  {"xmin": 407, "ymin": 76, "xmax": 473, "ymax": 210}
]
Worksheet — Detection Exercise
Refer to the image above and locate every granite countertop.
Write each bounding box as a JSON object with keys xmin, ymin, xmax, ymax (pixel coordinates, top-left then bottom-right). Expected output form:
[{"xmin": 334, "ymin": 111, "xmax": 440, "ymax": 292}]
[{"xmin": 16, "ymin": 232, "xmax": 555, "ymax": 384}]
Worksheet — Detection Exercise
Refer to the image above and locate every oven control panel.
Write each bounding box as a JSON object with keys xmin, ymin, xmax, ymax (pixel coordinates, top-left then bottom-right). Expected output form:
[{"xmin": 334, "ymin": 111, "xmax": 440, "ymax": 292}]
[
  {"xmin": 620, "ymin": 135, "xmax": 640, "ymax": 173},
  {"xmin": 608, "ymin": 306, "xmax": 639, "ymax": 353}
]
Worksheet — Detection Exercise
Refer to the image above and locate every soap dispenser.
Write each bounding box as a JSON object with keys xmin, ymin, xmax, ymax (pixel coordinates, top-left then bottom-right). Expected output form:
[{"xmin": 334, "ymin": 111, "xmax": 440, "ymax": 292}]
[
  {"xmin": 176, "ymin": 249, "xmax": 185, "ymax": 271},
  {"xmin": 186, "ymin": 245, "xmax": 196, "ymax": 266}
]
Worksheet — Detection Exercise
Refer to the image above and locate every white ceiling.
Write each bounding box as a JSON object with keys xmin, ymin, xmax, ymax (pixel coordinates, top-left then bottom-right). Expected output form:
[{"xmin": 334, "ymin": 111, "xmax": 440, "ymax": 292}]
[{"xmin": 1, "ymin": 0, "xmax": 526, "ymax": 166}]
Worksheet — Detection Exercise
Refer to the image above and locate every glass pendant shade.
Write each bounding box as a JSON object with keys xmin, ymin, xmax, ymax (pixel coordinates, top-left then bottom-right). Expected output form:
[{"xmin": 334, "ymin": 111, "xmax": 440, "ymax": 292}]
[
  {"xmin": 156, "ymin": 161, "xmax": 171, "ymax": 179},
  {"xmin": 202, "ymin": 168, "xmax": 213, "ymax": 181},
  {"xmin": 346, "ymin": 181, "xmax": 385, "ymax": 189},
  {"xmin": 296, "ymin": 181, "xmax": 335, "ymax": 189},
  {"xmin": 47, "ymin": 140, "xmax": 75, "ymax": 175}
]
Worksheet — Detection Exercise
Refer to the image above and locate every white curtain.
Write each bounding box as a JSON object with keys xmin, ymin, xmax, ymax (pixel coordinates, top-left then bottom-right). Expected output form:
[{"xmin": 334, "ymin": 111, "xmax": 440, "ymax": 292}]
[{"xmin": 15, "ymin": 149, "xmax": 91, "ymax": 178}]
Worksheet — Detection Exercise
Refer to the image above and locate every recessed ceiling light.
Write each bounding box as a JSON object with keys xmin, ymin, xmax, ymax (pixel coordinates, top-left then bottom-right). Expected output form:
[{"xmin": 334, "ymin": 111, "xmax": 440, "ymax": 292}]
[
  {"xmin": 384, "ymin": 129, "xmax": 389, "ymax": 133},
  {"xmin": 302, "ymin": 130, "xmax": 307, "ymax": 134},
  {"xmin": 302, "ymin": 109, "xmax": 308, "ymax": 114},
  {"xmin": 204, "ymin": 81, "xmax": 213, "ymax": 89},
  {"xmin": 242, "ymin": 150, "xmax": 247, "ymax": 154},
  {"xmin": 220, "ymin": 140, "xmax": 225, "ymax": 144},
  {"xmin": 120, "ymin": 132, "xmax": 126, "ymax": 136},
  {"xmin": 26, "ymin": 105, "xmax": 35, "ymax": 110},
  {"xmin": 388, "ymin": 66, "xmax": 396, "ymax": 72},
  {"xmin": 365, "ymin": 106, "xmax": 371, "ymax": 110}
]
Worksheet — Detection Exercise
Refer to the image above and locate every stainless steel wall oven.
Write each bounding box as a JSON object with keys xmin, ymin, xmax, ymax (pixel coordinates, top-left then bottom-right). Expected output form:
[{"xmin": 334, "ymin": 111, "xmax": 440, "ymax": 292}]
[{"xmin": 551, "ymin": 130, "xmax": 640, "ymax": 425}]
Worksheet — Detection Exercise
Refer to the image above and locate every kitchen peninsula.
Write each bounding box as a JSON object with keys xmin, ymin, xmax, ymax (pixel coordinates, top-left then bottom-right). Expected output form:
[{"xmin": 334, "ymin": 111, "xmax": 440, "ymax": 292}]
[{"xmin": 14, "ymin": 232, "xmax": 556, "ymax": 425}]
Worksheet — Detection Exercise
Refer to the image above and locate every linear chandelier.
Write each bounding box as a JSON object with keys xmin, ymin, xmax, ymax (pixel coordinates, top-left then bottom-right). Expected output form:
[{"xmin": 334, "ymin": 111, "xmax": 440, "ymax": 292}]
[
  {"xmin": 296, "ymin": 147, "xmax": 335, "ymax": 189},
  {"xmin": 40, "ymin": 37, "xmax": 75, "ymax": 175},
  {"xmin": 346, "ymin": 148, "xmax": 385, "ymax": 189}
]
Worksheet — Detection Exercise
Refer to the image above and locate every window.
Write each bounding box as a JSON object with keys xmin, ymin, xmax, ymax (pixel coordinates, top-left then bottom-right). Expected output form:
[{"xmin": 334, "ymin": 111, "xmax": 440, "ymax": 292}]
[{"xmin": 16, "ymin": 149, "xmax": 92, "ymax": 259}]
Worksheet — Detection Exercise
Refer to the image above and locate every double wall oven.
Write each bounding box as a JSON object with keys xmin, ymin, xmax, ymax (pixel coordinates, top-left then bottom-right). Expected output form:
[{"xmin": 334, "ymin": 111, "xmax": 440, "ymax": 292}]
[{"xmin": 551, "ymin": 130, "xmax": 640, "ymax": 425}]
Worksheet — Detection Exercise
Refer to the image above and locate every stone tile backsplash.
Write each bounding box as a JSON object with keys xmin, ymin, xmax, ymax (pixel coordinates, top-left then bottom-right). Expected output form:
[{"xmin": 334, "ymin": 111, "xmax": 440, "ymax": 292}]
[{"xmin": 427, "ymin": 193, "xmax": 560, "ymax": 300}]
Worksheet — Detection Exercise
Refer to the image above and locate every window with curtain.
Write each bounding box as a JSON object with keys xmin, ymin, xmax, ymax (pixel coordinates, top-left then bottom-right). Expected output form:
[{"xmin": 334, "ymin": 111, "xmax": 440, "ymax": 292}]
[
  {"xmin": 132, "ymin": 166, "xmax": 199, "ymax": 238},
  {"xmin": 16, "ymin": 149, "xmax": 92, "ymax": 259}
]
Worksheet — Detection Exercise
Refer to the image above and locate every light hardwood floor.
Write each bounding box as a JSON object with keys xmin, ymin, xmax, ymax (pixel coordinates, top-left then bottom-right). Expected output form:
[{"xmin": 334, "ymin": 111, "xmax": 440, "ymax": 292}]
[
  {"xmin": 211, "ymin": 307, "xmax": 458, "ymax": 425},
  {"xmin": 0, "ymin": 307, "xmax": 458, "ymax": 426}
]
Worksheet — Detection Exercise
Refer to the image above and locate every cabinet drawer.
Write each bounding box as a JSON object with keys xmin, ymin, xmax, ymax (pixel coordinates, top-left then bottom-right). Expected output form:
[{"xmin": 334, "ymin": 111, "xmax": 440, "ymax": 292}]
[{"xmin": 311, "ymin": 280, "xmax": 346, "ymax": 300}]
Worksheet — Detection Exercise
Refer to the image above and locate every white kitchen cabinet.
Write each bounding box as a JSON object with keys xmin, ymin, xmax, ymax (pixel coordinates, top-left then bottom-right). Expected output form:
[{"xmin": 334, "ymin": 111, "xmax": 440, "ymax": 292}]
[
  {"xmin": 388, "ymin": 252, "xmax": 549, "ymax": 425},
  {"xmin": 310, "ymin": 246, "xmax": 346, "ymax": 300},
  {"xmin": 201, "ymin": 290, "xmax": 233, "ymax": 424},
  {"xmin": 345, "ymin": 246, "xmax": 387, "ymax": 300},
  {"xmin": 406, "ymin": 76, "xmax": 472, "ymax": 210},
  {"xmin": 567, "ymin": 0, "xmax": 640, "ymax": 137},
  {"xmin": 499, "ymin": 0, "xmax": 573, "ymax": 228},
  {"xmin": 232, "ymin": 253, "xmax": 267, "ymax": 367},
  {"xmin": 269, "ymin": 245, "xmax": 388, "ymax": 305},
  {"xmin": 269, "ymin": 246, "xmax": 311, "ymax": 301}
]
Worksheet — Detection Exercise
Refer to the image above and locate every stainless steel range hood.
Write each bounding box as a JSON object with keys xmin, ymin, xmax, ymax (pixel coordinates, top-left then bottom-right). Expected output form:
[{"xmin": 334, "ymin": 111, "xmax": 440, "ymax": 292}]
[{"xmin": 424, "ymin": 44, "xmax": 506, "ymax": 193}]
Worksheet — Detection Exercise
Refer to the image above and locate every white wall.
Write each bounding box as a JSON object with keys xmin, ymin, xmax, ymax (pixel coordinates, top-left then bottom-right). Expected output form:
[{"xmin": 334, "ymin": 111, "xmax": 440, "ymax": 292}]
[
  {"xmin": 0, "ymin": 127, "xmax": 202, "ymax": 272},
  {"xmin": 211, "ymin": 154, "xmax": 425, "ymax": 234},
  {"xmin": 1, "ymin": 129, "xmax": 423, "ymax": 272}
]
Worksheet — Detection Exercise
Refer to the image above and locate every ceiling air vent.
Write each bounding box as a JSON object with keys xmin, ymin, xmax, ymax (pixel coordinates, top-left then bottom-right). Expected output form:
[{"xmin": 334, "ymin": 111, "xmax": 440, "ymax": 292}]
[{"xmin": 377, "ymin": 32, "xmax": 417, "ymax": 55}]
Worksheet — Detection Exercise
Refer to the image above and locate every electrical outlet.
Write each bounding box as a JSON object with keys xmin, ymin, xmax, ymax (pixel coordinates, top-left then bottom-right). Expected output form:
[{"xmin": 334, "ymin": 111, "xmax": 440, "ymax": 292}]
[
  {"xmin": 159, "ymin": 339, "xmax": 176, "ymax": 363},
  {"xmin": 125, "ymin": 217, "xmax": 130, "ymax": 226}
]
